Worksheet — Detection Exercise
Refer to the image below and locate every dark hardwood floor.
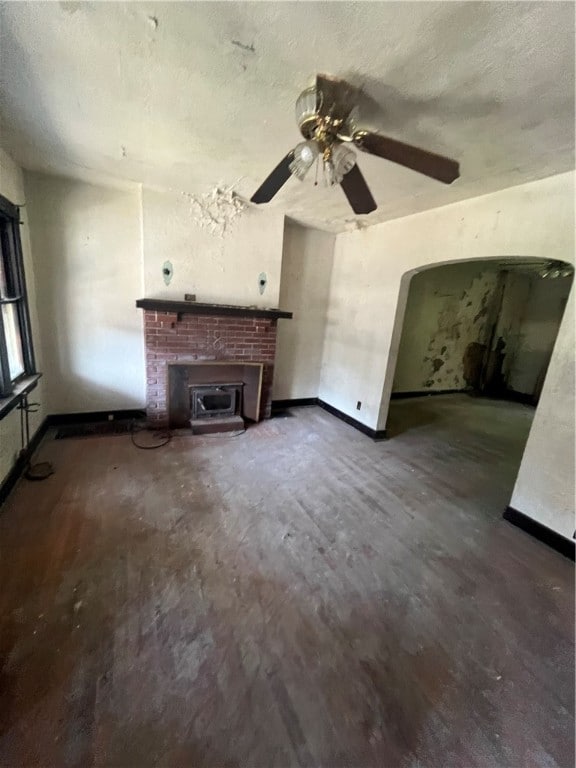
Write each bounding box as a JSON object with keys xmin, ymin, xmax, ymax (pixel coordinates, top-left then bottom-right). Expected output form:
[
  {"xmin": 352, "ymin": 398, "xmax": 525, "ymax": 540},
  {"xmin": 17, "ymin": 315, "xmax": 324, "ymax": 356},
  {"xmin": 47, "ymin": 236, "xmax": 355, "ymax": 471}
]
[{"xmin": 0, "ymin": 395, "xmax": 573, "ymax": 767}]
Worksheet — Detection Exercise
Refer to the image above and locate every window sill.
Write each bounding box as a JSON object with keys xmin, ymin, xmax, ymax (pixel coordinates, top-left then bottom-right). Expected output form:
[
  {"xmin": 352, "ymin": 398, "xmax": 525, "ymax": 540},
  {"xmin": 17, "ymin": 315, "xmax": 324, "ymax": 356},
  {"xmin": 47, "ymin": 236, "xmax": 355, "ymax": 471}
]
[{"xmin": 0, "ymin": 373, "xmax": 42, "ymax": 422}]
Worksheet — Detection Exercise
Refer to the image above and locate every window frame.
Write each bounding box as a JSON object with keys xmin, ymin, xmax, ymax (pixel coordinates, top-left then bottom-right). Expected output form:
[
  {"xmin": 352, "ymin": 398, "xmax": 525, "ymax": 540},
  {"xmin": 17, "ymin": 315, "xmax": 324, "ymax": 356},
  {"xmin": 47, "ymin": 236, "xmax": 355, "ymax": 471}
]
[{"xmin": 0, "ymin": 192, "xmax": 36, "ymax": 397}]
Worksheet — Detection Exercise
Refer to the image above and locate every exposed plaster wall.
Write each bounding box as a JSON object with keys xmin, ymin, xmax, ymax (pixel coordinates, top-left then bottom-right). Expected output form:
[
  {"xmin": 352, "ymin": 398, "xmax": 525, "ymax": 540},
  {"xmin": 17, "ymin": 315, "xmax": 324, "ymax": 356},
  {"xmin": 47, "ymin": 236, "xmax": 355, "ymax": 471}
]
[
  {"xmin": 0, "ymin": 147, "xmax": 46, "ymax": 487},
  {"xmin": 320, "ymin": 172, "xmax": 575, "ymax": 432},
  {"xmin": 273, "ymin": 220, "xmax": 335, "ymax": 400},
  {"xmin": 25, "ymin": 172, "xmax": 145, "ymax": 413},
  {"xmin": 392, "ymin": 263, "xmax": 500, "ymax": 393},
  {"xmin": 510, "ymin": 291, "xmax": 575, "ymax": 539},
  {"xmin": 490, "ymin": 270, "xmax": 532, "ymax": 389},
  {"xmin": 179, "ymin": 184, "xmax": 247, "ymax": 238},
  {"xmin": 393, "ymin": 265, "xmax": 571, "ymax": 397},
  {"xmin": 141, "ymin": 187, "xmax": 284, "ymax": 307}
]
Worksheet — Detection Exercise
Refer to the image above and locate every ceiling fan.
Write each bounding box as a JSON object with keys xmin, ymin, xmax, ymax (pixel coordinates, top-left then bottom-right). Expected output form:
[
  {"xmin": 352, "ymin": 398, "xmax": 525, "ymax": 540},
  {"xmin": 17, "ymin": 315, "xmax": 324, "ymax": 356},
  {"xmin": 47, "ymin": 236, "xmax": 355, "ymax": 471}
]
[{"xmin": 250, "ymin": 74, "xmax": 460, "ymax": 215}]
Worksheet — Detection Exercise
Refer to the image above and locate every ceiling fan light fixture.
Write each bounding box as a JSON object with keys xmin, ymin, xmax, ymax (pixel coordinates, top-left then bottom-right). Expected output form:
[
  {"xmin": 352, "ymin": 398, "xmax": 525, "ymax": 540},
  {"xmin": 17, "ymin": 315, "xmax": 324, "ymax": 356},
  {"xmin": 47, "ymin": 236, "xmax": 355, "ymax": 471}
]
[
  {"xmin": 251, "ymin": 73, "xmax": 461, "ymax": 213},
  {"xmin": 288, "ymin": 140, "xmax": 319, "ymax": 180},
  {"xmin": 332, "ymin": 144, "xmax": 356, "ymax": 179},
  {"xmin": 322, "ymin": 145, "xmax": 357, "ymax": 187},
  {"xmin": 295, "ymin": 86, "xmax": 322, "ymax": 138}
]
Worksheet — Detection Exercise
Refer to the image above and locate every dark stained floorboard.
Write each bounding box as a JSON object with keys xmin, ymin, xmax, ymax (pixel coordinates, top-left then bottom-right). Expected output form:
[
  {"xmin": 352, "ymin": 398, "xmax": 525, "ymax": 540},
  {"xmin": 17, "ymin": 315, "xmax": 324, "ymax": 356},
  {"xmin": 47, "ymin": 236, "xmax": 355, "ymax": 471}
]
[{"xmin": 0, "ymin": 395, "xmax": 573, "ymax": 767}]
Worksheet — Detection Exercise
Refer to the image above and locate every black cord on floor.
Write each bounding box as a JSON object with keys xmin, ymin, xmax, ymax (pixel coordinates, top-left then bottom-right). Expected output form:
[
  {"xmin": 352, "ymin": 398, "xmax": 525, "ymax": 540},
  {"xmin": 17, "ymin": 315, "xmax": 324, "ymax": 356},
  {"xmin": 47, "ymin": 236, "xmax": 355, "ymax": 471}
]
[
  {"xmin": 129, "ymin": 420, "xmax": 247, "ymax": 448},
  {"xmin": 130, "ymin": 421, "xmax": 172, "ymax": 450},
  {"xmin": 197, "ymin": 428, "xmax": 247, "ymax": 438}
]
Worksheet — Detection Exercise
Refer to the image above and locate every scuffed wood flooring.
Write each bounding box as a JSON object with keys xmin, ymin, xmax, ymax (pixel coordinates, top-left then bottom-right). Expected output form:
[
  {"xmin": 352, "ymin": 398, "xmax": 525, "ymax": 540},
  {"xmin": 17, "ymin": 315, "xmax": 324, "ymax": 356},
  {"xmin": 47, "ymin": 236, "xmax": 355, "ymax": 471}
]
[{"xmin": 0, "ymin": 395, "xmax": 573, "ymax": 767}]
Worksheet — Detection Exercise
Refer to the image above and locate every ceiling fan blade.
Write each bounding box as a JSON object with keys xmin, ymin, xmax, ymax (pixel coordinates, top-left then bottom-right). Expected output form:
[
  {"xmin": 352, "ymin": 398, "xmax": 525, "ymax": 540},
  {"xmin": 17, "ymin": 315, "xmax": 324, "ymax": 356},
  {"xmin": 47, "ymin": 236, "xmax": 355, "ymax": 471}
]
[
  {"xmin": 340, "ymin": 164, "xmax": 377, "ymax": 215},
  {"xmin": 354, "ymin": 131, "xmax": 460, "ymax": 184},
  {"xmin": 251, "ymin": 150, "xmax": 295, "ymax": 204},
  {"xmin": 316, "ymin": 73, "xmax": 358, "ymax": 124}
]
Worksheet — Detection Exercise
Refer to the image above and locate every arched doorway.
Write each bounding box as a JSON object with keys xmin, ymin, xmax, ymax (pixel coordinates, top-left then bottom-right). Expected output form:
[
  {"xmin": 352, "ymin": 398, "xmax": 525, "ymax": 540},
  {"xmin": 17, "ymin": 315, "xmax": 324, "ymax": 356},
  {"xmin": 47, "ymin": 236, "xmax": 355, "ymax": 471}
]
[
  {"xmin": 373, "ymin": 254, "xmax": 574, "ymax": 544},
  {"xmin": 378, "ymin": 256, "xmax": 573, "ymax": 431}
]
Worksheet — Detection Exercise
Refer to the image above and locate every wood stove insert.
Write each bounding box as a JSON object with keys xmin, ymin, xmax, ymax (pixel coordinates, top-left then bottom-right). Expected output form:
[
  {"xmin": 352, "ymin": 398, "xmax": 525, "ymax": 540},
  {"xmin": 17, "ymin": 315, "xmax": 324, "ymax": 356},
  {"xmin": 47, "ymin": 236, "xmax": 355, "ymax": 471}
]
[
  {"xmin": 190, "ymin": 383, "xmax": 243, "ymax": 420},
  {"xmin": 169, "ymin": 362, "xmax": 263, "ymax": 432}
]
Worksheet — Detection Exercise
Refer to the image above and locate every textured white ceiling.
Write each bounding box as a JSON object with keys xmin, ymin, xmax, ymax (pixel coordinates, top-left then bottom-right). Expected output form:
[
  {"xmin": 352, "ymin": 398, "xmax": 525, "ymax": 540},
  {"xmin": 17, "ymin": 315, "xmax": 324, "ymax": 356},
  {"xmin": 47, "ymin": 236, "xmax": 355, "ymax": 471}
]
[{"xmin": 0, "ymin": 1, "xmax": 574, "ymax": 231}]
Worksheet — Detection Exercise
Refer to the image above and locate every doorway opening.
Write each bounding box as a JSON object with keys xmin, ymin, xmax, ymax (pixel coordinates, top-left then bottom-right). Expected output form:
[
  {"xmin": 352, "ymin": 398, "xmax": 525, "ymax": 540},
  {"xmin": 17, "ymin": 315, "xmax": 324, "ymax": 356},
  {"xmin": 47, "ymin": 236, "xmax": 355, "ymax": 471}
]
[
  {"xmin": 383, "ymin": 256, "xmax": 573, "ymax": 453},
  {"xmin": 391, "ymin": 258, "xmax": 572, "ymax": 405}
]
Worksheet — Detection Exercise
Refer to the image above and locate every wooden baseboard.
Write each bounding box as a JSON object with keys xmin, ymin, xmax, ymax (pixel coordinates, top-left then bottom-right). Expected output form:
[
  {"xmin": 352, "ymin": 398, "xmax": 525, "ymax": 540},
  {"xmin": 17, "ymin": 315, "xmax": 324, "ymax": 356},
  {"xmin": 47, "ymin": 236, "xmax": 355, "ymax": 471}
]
[
  {"xmin": 272, "ymin": 398, "xmax": 387, "ymax": 440},
  {"xmin": 271, "ymin": 398, "xmax": 318, "ymax": 410},
  {"xmin": 499, "ymin": 390, "xmax": 538, "ymax": 406},
  {"xmin": 317, "ymin": 399, "xmax": 387, "ymax": 441},
  {"xmin": 504, "ymin": 506, "xmax": 575, "ymax": 561},
  {"xmin": 0, "ymin": 416, "xmax": 50, "ymax": 507},
  {"xmin": 390, "ymin": 389, "xmax": 466, "ymax": 399},
  {"xmin": 390, "ymin": 388, "xmax": 538, "ymax": 406},
  {"xmin": 47, "ymin": 409, "xmax": 146, "ymax": 426}
]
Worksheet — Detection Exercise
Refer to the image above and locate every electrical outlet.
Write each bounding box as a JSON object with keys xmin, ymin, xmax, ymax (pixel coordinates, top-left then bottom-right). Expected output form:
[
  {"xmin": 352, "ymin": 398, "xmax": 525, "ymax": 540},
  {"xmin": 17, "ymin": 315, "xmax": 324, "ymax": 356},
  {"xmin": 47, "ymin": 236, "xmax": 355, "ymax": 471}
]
[
  {"xmin": 108, "ymin": 414, "xmax": 114, "ymax": 421},
  {"xmin": 356, "ymin": 401, "xmax": 362, "ymax": 410}
]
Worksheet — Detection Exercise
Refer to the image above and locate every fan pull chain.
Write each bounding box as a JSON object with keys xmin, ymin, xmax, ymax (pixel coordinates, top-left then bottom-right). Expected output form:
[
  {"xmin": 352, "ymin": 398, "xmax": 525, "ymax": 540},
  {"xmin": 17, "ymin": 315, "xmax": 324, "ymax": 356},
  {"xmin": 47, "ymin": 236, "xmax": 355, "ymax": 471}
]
[{"xmin": 314, "ymin": 156, "xmax": 319, "ymax": 186}]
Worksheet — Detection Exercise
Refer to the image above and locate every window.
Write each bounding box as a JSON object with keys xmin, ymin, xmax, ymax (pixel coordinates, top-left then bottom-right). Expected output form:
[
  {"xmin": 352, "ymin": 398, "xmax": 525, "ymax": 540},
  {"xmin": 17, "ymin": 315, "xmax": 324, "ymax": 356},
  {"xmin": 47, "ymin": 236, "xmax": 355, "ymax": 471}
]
[{"xmin": 0, "ymin": 193, "xmax": 36, "ymax": 397}]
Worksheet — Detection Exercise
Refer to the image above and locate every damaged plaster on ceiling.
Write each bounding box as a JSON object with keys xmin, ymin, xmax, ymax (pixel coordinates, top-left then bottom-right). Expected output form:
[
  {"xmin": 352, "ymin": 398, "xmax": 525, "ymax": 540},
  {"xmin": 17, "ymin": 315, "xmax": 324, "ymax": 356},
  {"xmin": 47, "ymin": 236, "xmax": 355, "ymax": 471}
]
[
  {"xmin": 0, "ymin": 2, "xmax": 574, "ymax": 232},
  {"xmin": 180, "ymin": 184, "xmax": 248, "ymax": 238}
]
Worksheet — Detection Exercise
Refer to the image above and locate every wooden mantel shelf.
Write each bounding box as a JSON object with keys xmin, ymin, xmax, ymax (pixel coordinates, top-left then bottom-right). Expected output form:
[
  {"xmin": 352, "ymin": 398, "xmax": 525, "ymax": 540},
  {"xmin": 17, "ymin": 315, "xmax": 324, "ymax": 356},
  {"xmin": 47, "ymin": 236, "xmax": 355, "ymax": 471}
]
[{"xmin": 136, "ymin": 299, "xmax": 293, "ymax": 320}]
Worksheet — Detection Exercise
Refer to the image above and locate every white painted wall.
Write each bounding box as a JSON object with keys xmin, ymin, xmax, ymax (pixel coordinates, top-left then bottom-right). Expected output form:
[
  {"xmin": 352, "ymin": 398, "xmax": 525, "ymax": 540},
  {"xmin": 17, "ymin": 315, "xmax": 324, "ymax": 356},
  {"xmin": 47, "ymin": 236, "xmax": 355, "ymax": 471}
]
[
  {"xmin": 25, "ymin": 172, "xmax": 145, "ymax": 414},
  {"xmin": 320, "ymin": 172, "xmax": 575, "ymax": 432},
  {"xmin": 273, "ymin": 220, "xmax": 334, "ymax": 400},
  {"xmin": 0, "ymin": 147, "xmax": 45, "ymax": 486},
  {"xmin": 141, "ymin": 187, "xmax": 284, "ymax": 307},
  {"xmin": 510, "ymin": 292, "xmax": 574, "ymax": 538}
]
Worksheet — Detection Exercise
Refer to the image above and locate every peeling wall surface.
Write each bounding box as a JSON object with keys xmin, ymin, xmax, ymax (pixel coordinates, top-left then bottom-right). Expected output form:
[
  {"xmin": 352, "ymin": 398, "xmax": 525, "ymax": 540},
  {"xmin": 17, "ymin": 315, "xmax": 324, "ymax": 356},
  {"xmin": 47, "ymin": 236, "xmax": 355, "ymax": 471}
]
[
  {"xmin": 392, "ymin": 263, "xmax": 500, "ymax": 393},
  {"xmin": 392, "ymin": 263, "xmax": 572, "ymax": 398},
  {"xmin": 25, "ymin": 172, "xmax": 146, "ymax": 414},
  {"xmin": 490, "ymin": 270, "xmax": 532, "ymax": 391},
  {"xmin": 273, "ymin": 221, "xmax": 335, "ymax": 400},
  {"xmin": 0, "ymin": 148, "xmax": 46, "ymax": 486},
  {"xmin": 141, "ymin": 187, "xmax": 284, "ymax": 307}
]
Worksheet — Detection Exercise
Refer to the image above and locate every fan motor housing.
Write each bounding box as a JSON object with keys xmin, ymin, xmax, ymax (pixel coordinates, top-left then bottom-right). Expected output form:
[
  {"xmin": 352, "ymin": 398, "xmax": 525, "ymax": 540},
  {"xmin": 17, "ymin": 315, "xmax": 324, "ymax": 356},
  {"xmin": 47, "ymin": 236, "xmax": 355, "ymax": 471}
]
[{"xmin": 298, "ymin": 115, "xmax": 320, "ymax": 141}]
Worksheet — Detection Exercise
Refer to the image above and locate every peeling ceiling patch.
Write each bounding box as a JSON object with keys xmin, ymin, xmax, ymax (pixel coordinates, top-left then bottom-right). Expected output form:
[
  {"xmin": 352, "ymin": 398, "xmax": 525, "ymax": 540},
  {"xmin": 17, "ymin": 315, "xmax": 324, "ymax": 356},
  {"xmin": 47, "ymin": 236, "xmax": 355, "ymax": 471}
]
[
  {"xmin": 344, "ymin": 218, "xmax": 370, "ymax": 231},
  {"xmin": 181, "ymin": 184, "xmax": 248, "ymax": 237}
]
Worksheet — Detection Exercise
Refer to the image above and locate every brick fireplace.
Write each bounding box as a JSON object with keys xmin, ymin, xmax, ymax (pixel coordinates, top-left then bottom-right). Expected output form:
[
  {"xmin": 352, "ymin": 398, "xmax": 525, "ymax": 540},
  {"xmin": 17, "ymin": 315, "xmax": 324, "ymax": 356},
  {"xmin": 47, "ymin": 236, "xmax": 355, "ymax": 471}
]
[{"xmin": 137, "ymin": 299, "xmax": 292, "ymax": 428}]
